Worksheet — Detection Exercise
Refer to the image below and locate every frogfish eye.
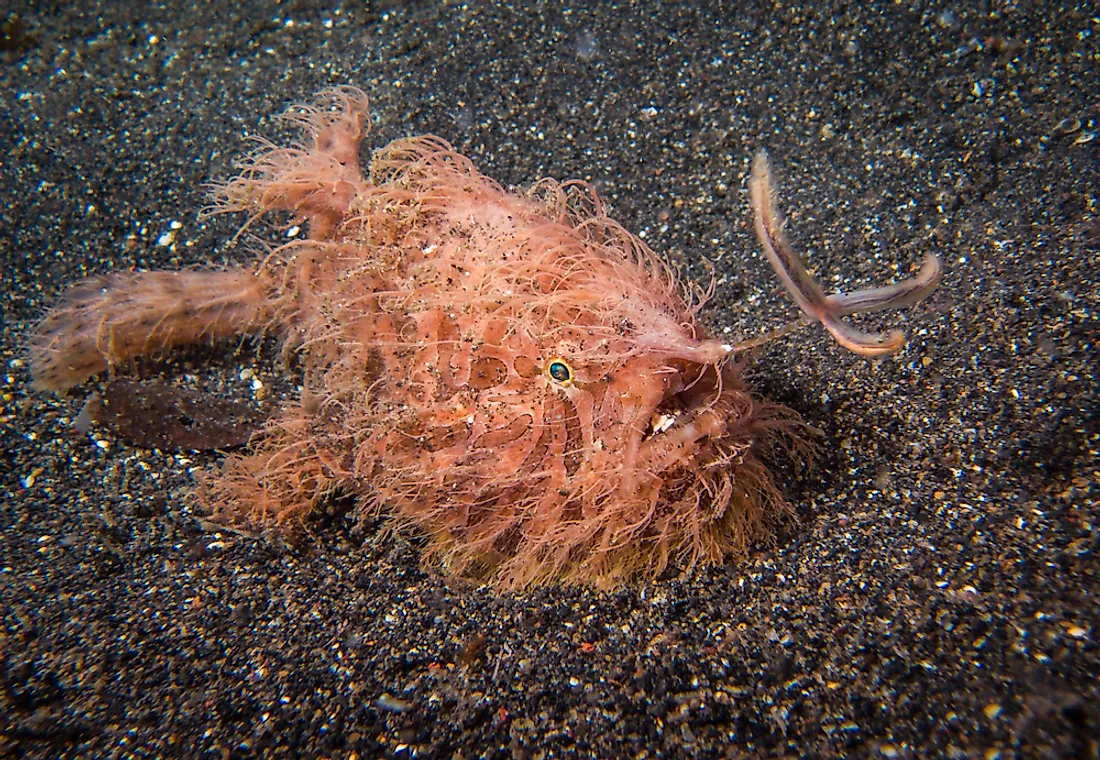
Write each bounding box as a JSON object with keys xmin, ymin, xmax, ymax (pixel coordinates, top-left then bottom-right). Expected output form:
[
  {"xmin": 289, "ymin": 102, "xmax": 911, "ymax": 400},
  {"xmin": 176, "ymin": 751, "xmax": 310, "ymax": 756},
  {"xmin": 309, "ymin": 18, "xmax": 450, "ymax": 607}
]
[{"xmin": 547, "ymin": 358, "xmax": 574, "ymax": 386}]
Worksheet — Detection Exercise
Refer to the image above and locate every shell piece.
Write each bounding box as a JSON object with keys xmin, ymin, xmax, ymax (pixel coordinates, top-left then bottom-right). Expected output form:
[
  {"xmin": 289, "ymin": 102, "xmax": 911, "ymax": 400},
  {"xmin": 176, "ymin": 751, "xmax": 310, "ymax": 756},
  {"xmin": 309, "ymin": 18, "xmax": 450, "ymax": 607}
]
[{"xmin": 28, "ymin": 89, "xmax": 810, "ymax": 588}]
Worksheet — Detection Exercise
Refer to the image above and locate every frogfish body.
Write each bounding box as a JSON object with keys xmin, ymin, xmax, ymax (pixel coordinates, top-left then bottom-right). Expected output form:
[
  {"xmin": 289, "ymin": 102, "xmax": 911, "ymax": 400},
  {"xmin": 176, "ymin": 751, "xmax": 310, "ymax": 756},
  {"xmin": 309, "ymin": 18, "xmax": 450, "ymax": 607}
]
[{"xmin": 28, "ymin": 88, "xmax": 939, "ymax": 588}]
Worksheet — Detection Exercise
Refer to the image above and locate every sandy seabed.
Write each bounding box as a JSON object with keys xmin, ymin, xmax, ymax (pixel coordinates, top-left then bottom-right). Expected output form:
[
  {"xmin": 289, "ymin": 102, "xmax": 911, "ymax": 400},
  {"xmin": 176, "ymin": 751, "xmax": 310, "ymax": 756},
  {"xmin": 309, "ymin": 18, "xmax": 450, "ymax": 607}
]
[{"xmin": 2, "ymin": 2, "xmax": 1097, "ymax": 758}]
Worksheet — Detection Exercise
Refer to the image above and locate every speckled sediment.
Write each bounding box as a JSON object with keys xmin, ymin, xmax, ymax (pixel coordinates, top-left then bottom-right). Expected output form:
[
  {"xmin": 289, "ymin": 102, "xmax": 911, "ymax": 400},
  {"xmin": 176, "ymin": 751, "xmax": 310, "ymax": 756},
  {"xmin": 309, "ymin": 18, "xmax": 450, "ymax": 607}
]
[{"xmin": 2, "ymin": 2, "xmax": 1096, "ymax": 757}]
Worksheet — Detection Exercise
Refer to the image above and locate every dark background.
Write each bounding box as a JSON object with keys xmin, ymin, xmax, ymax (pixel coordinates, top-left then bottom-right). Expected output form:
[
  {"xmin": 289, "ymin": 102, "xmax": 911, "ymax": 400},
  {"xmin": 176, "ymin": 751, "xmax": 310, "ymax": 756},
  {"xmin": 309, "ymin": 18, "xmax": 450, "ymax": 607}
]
[{"xmin": 2, "ymin": 2, "xmax": 1097, "ymax": 757}]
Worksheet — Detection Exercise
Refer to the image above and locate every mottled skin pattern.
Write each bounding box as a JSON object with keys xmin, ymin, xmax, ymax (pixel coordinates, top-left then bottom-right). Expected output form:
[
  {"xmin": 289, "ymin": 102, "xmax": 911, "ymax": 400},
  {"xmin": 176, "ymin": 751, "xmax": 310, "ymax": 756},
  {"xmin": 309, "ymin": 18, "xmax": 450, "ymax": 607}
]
[{"xmin": 28, "ymin": 88, "xmax": 939, "ymax": 588}]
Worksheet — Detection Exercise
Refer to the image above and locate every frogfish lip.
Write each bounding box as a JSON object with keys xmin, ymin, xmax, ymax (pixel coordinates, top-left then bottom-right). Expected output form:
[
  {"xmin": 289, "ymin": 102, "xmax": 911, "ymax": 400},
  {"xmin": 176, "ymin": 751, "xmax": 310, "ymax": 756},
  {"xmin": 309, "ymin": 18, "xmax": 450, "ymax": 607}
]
[
  {"xmin": 627, "ymin": 331, "xmax": 734, "ymax": 440},
  {"xmin": 642, "ymin": 360, "xmax": 727, "ymax": 445}
]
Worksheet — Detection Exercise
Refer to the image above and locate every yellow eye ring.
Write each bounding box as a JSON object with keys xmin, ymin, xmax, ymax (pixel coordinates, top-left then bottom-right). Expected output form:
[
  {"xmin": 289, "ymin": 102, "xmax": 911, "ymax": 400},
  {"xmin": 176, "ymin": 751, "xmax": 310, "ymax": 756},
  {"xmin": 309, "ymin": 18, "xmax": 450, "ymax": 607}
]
[{"xmin": 546, "ymin": 358, "xmax": 574, "ymax": 387}]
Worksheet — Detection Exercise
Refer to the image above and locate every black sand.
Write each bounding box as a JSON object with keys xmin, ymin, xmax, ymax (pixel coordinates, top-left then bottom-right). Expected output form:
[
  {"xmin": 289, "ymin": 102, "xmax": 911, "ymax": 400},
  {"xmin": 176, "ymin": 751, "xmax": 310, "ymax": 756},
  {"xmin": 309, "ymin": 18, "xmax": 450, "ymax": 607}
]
[{"xmin": 2, "ymin": 2, "xmax": 1097, "ymax": 757}]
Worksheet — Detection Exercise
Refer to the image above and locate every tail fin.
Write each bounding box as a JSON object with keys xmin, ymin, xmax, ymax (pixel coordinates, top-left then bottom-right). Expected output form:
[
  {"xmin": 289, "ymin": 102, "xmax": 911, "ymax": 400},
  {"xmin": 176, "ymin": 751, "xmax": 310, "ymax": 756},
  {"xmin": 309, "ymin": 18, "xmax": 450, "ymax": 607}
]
[{"xmin": 28, "ymin": 269, "xmax": 274, "ymax": 392}]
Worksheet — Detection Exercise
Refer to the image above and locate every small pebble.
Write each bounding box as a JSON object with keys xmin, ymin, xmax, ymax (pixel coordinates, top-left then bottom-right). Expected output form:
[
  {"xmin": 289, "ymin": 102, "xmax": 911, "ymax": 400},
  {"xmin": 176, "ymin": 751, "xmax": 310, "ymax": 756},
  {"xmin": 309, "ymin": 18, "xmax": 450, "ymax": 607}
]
[{"xmin": 376, "ymin": 694, "xmax": 413, "ymax": 713}]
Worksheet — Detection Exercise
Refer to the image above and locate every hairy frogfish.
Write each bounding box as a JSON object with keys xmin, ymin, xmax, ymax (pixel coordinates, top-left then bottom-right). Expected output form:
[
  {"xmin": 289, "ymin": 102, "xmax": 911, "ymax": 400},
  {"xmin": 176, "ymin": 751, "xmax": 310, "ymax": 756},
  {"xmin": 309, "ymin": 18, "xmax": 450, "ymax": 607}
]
[{"xmin": 28, "ymin": 88, "xmax": 940, "ymax": 588}]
